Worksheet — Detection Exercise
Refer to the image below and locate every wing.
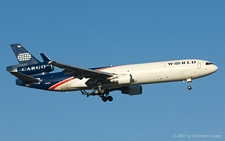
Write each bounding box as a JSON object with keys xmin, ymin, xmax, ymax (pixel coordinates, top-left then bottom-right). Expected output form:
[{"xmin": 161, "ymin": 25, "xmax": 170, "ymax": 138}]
[{"xmin": 49, "ymin": 61, "xmax": 114, "ymax": 79}]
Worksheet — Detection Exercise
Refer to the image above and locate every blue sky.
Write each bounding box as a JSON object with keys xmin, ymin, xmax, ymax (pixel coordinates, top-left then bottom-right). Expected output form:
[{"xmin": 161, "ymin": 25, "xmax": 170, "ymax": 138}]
[{"xmin": 0, "ymin": 1, "xmax": 224, "ymax": 140}]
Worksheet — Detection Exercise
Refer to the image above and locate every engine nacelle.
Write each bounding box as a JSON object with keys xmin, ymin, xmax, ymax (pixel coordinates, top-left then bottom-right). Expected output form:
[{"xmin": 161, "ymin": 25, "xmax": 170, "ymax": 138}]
[
  {"xmin": 17, "ymin": 62, "xmax": 54, "ymax": 75},
  {"xmin": 121, "ymin": 85, "xmax": 142, "ymax": 95},
  {"xmin": 110, "ymin": 74, "xmax": 133, "ymax": 84}
]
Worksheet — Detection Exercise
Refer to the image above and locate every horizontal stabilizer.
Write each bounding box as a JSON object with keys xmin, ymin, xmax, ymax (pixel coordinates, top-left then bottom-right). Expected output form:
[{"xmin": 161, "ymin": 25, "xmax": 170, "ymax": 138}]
[{"xmin": 10, "ymin": 71, "xmax": 41, "ymax": 83}]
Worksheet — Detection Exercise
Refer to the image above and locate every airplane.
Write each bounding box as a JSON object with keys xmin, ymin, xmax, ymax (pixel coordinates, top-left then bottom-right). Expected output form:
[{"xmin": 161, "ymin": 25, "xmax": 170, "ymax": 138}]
[{"xmin": 6, "ymin": 44, "xmax": 218, "ymax": 102}]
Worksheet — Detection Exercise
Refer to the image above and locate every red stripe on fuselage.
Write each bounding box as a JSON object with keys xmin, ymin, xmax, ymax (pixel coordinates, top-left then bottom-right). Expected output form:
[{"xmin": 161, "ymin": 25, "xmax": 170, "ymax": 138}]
[{"xmin": 49, "ymin": 77, "xmax": 74, "ymax": 91}]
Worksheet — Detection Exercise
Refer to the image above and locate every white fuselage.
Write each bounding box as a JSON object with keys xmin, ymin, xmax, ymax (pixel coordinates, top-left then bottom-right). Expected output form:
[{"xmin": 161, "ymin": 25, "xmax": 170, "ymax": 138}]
[{"xmin": 53, "ymin": 59, "xmax": 218, "ymax": 91}]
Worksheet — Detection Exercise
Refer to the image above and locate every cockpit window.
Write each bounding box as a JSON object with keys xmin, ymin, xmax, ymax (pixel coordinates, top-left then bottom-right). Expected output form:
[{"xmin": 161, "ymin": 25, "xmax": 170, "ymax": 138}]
[{"xmin": 206, "ymin": 62, "xmax": 213, "ymax": 65}]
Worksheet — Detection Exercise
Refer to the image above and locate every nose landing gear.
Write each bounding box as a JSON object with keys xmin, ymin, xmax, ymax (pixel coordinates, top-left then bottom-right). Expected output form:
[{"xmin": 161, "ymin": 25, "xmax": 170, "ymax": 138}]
[
  {"xmin": 188, "ymin": 85, "xmax": 192, "ymax": 90},
  {"xmin": 187, "ymin": 78, "xmax": 192, "ymax": 90}
]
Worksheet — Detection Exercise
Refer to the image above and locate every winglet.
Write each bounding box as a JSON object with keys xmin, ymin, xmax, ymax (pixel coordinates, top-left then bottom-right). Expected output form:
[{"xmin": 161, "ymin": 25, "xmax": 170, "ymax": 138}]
[{"xmin": 40, "ymin": 53, "xmax": 51, "ymax": 62}]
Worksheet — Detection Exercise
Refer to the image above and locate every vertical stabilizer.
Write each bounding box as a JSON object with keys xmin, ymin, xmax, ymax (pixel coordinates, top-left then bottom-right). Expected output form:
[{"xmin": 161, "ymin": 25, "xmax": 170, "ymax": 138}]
[{"xmin": 10, "ymin": 44, "xmax": 40, "ymax": 65}]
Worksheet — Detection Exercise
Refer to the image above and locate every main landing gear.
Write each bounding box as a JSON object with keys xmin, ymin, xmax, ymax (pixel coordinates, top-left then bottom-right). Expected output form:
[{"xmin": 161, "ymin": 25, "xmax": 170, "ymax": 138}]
[
  {"xmin": 95, "ymin": 81, "xmax": 113, "ymax": 102},
  {"xmin": 98, "ymin": 90, "xmax": 113, "ymax": 102},
  {"xmin": 187, "ymin": 78, "xmax": 192, "ymax": 90},
  {"xmin": 81, "ymin": 89, "xmax": 113, "ymax": 102},
  {"xmin": 101, "ymin": 95, "xmax": 113, "ymax": 102}
]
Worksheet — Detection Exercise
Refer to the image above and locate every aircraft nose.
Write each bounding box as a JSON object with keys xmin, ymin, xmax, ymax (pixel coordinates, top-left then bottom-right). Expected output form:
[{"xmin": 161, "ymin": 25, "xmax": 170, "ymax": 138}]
[
  {"xmin": 213, "ymin": 65, "xmax": 218, "ymax": 72},
  {"xmin": 210, "ymin": 64, "xmax": 218, "ymax": 73}
]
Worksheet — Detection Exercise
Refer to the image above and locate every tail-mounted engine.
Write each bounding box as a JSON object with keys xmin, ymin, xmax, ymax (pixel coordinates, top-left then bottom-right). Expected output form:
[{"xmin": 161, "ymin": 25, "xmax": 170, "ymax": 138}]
[
  {"xmin": 7, "ymin": 62, "xmax": 54, "ymax": 75},
  {"xmin": 110, "ymin": 74, "xmax": 133, "ymax": 84}
]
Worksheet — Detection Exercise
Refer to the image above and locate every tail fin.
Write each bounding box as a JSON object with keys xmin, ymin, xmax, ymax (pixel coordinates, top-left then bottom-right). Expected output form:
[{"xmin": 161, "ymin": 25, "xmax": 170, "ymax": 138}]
[{"xmin": 10, "ymin": 44, "xmax": 40, "ymax": 65}]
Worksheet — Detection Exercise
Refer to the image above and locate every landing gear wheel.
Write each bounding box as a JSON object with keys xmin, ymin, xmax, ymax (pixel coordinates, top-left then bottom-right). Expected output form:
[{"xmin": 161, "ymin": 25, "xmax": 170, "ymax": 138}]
[
  {"xmin": 187, "ymin": 86, "xmax": 192, "ymax": 90},
  {"xmin": 102, "ymin": 96, "xmax": 107, "ymax": 102},
  {"xmin": 107, "ymin": 96, "xmax": 113, "ymax": 102},
  {"xmin": 95, "ymin": 89, "xmax": 99, "ymax": 94}
]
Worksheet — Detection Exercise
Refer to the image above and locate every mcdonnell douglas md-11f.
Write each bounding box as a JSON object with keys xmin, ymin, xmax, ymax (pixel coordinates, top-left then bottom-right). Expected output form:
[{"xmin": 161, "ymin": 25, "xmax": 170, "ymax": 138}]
[{"xmin": 7, "ymin": 44, "xmax": 218, "ymax": 102}]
